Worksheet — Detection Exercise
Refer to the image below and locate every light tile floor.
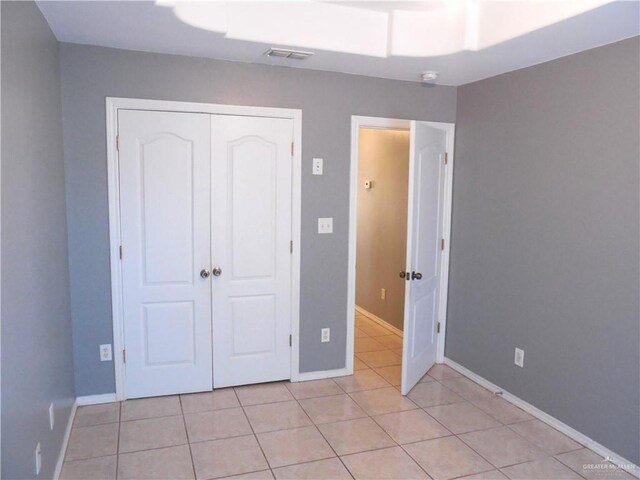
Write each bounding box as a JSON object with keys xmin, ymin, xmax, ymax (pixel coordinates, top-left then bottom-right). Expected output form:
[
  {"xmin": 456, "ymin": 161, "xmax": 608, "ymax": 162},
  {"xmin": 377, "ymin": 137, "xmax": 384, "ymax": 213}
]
[{"xmin": 61, "ymin": 313, "xmax": 635, "ymax": 479}]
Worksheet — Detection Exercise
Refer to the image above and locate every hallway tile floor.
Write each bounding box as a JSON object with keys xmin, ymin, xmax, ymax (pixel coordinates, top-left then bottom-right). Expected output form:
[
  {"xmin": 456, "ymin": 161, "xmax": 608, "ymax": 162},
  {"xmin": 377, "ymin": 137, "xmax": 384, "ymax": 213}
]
[{"xmin": 61, "ymin": 313, "xmax": 635, "ymax": 479}]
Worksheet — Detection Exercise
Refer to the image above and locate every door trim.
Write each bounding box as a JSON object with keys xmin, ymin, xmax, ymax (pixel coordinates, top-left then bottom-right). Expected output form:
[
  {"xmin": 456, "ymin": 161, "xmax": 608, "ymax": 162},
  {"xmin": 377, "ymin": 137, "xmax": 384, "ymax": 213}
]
[
  {"xmin": 106, "ymin": 97, "xmax": 302, "ymax": 400},
  {"xmin": 347, "ymin": 115, "xmax": 455, "ymax": 380}
]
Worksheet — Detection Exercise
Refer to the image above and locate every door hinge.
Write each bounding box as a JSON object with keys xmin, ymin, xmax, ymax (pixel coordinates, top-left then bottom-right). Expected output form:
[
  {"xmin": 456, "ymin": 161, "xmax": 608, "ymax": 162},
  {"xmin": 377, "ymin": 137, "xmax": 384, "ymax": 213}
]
[
  {"xmin": 291, "ymin": 142, "xmax": 294, "ymax": 156},
  {"xmin": 289, "ymin": 334, "xmax": 292, "ymax": 347},
  {"xmin": 437, "ymin": 322, "xmax": 441, "ymax": 334},
  {"xmin": 443, "ymin": 152, "xmax": 448, "ymax": 165},
  {"xmin": 122, "ymin": 349, "xmax": 127, "ymax": 363},
  {"xmin": 116, "ymin": 135, "xmax": 120, "ymax": 152},
  {"xmin": 440, "ymin": 238, "xmax": 445, "ymax": 251},
  {"xmin": 119, "ymin": 245, "xmax": 123, "ymax": 259},
  {"xmin": 290, "ymin": 240, "xmax": 293, "ymax": 254}
]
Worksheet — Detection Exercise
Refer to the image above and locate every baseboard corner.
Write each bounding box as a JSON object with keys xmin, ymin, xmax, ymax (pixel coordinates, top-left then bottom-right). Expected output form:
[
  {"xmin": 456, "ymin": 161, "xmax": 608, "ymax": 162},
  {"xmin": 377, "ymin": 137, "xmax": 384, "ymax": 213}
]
[{"xmin": 355, "ymin": 305, "xmax": 403, "ymax": 337}]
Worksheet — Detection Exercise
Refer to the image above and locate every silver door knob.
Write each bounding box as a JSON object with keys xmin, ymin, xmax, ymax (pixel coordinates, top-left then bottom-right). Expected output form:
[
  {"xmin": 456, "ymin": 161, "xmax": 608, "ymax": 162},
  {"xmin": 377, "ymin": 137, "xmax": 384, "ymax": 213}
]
[
  {"xmin": 212, "ymin": 267, "xmax": 222, "ymax": 277},
  {"xmin": 200, "ymin": 269, "xmax": 210, "ymax": 279}
]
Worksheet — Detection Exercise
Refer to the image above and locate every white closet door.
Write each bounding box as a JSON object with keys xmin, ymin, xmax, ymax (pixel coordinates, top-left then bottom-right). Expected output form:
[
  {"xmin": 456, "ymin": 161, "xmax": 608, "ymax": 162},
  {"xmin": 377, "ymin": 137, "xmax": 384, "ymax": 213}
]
[
  {"xmin": 401, "ymin": 121, "xmax": 447, "ymax": 395},
  {"xmin": 211, "ymin": 115, "xmax": 293, "ymax": 388},
  {"xmin": 119, "ymin": 110, "xmax": 213, "ymax": 399}
]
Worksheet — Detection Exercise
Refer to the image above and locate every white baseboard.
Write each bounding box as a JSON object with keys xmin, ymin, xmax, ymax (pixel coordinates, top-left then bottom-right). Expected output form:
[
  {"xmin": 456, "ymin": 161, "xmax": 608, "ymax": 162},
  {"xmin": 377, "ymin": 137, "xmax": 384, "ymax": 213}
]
[
  {"xmin": 53, "ymin": 400, "xmax": 77, "ymax": 480},
  {"xmin": 292, "ymin": 367, "xmax": 351, "ymax": 382},
  {"xmin": 76, "ymin": 393, "xmax": 117, "ymax": 406},
  {"xmin": 444, "ymin": 357, "xmax": 639, "ymax": 478},
  {"xmin": 355, "ymin": 305, "xmax": 403, "ymax": 337}
]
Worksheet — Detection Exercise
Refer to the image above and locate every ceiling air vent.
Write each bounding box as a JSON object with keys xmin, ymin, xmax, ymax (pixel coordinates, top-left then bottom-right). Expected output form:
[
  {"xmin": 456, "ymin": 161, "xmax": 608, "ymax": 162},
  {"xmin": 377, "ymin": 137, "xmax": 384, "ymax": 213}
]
[{"xmin": 265, "ymin": 48, "xmax": 314, "ymax": 60}]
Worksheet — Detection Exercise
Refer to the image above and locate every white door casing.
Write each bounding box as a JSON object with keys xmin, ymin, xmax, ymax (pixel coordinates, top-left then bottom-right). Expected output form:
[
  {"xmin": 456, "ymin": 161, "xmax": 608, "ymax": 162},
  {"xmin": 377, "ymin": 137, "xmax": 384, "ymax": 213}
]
[
  {"xmin": 107, "ymin": 98, "xmax": 302, "ymax": 400},
  {"xmin": 118, "ymin": 110, "xmax": 213, "ymax": 398},
  {"xmin": 211, "ymin": 115, "xmax": 294, "ymax": 388},
  {"xmin": 401, "ymin": 121, "xmax": 448, "ymax": 395}
]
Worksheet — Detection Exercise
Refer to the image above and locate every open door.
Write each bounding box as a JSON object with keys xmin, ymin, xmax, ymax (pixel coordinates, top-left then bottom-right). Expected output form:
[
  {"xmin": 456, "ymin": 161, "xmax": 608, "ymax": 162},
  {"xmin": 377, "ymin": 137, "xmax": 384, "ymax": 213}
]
[{"xmin": 401, "ymin": 121, "xmax": 447, "ymax": 395}]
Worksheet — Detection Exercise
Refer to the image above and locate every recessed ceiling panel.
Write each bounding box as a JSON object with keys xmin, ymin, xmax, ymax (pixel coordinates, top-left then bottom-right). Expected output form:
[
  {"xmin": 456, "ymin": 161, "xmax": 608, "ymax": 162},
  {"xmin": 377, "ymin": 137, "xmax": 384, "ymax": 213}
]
[{"xmin": 37, "ymin": 1, "xmax": 640, "ymax": 85}]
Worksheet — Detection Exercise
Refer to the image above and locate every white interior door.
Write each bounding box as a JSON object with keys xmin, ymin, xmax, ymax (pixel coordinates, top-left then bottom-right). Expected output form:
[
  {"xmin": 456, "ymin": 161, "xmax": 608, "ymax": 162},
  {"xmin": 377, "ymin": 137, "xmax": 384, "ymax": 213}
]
[
  {"xmin": 119, "ymin": 110, "xmax": 213, "ymax": 399},
  {"xmin": 401, "ymin": 121, "xmax": 447, "ymax": 395},
  {"xmin": 211, "ymin": 115, "xmax": 293, "ymax": 388}
]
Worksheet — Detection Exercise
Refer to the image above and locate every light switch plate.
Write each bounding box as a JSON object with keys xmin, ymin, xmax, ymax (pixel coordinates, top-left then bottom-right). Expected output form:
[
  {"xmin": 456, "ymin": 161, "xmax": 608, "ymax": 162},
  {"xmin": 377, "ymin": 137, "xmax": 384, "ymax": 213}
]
[
  {"xmin": 318, "ymin": 217, "xmax": 333, "ymax": 234},
  {"xmin": 514, "ymin": 347, "xmax": 524, "ymax": 368},
  {"xmin": 312, "ymin": 158, "xmax": 323, "ymax": 175},
  {"xmin": 321, "ymin": 328, "xmax": 330, "ymax": 343}
]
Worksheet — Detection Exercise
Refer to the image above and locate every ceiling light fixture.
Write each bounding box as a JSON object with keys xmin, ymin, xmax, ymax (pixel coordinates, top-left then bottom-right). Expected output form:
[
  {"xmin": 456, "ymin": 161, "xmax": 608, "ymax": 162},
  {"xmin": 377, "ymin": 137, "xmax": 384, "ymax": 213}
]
[{"xmin": 265, "ymin": 48, "xmax": 314, "ymax": 60}]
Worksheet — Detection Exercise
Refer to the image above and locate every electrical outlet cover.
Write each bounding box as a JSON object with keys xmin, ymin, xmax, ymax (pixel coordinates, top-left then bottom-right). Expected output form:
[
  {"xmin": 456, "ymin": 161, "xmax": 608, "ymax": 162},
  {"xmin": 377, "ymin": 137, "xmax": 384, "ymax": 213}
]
[
  {"xmin": 312, "ymin": 157, "xmax": 323, "ymax": 175},
  {"xmin": 100, "ymin": 344, "xmax": 113, "ymax": 362}
]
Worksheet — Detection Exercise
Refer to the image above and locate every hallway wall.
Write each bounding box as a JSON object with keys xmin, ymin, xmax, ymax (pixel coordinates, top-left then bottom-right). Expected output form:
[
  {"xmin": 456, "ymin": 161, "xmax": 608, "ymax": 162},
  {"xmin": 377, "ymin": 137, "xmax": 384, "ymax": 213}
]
[{"xmin": 356, "ymin": 128, "xmax": 410, "ymax": 331}]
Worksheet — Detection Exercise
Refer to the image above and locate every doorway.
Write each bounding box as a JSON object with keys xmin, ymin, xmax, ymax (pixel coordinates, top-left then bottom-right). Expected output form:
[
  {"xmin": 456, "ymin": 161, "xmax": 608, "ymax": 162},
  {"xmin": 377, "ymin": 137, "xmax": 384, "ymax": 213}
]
[
  {"xmin": 107, "ymin": 98, "xmax": 302, "ymax": 400},
  {"xmin": 347, "ymin": 116, "xmax": 455, "ymax": 395},
  {"xmin": 353, "ymin": 127, "xmax": 410, "ymax": 387}
]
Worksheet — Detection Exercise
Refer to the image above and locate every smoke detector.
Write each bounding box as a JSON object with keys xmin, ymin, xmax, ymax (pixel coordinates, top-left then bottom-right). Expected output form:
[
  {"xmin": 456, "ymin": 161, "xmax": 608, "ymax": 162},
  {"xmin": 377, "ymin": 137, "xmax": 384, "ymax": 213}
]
[
  {"xmin": 420, "ymin": 71, "xmax": 439, "ymax": 83},
  {"xmin": 265, "ymin": 48, "xmax": 314, "ymax": 60}
]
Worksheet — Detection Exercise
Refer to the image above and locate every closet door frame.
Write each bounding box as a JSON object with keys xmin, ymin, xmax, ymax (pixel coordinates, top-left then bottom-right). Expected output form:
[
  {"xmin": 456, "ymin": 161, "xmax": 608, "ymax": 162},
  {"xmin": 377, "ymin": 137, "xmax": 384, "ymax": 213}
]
[{"xmin": 106, "ymin": 97, "xmax": 302, "ymax": 401}]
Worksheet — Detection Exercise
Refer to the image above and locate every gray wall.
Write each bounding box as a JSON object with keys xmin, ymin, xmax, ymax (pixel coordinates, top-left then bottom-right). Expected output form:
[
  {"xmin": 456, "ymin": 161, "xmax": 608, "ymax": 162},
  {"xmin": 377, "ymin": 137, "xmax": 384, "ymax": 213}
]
[
  {"xmin": 1, "ymin": 2, "xmax": 76, "ymax": 478},
  {"xmin": 356, "ymin": 128, "xmax": 409, "ymax": 331},
  {"xmin": 58, "ymin": 43, "xmax": 457, "ymax": 395},
  {"xmin": 447, "ymin": 37, "xmax": 640, "ymax": 464}
]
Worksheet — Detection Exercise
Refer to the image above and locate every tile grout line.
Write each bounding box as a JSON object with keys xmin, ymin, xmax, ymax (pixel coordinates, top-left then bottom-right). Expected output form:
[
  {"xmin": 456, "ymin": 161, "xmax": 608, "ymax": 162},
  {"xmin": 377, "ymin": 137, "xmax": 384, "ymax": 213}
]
[
  {"xmin": 70, "ymin": 399, "xmax": 191, "ymax": 465},
  {"xmin": 79, "ymin": 441, "xmax": 191, "ymax": 459},
  {"xmin": 552, "ymin": 454, "xmax": 594, "ymax": 480},
  {"xmin": 347, "ymin": 357, "xmax": 561, "ymax": 478},
  {"xmin": 396, "ymin": 442, "xmax": 441, "ymax": 479},
  {"xmin": 422, "ymin": 378, "xmax": 564, "ymax": 477},
  {"xmin": 425, "ymin": 376, "xmax": 547, "ymax": 472},
  {"xmin": 455, "ymin": 426, "xmax": 582, "ymax": 476},
  {"xmin": 245, "ymin": 388, "xmax": 329, "ymax": 471},
  {"xmin": 289, "ymin": 382, "xmax": 355, "ymax": 479},
  {"xmin": 118, "ymin": 412, "xmax": 190, "ymax": 423},
  {"xmin": 313, "ymin": 366, "xmax": 433, "ymax": 479},
  {"xmin": 298, "ymin": 364, "xmax": 418, "ymax": 474},
  {"xmin": 178, "ymin": 395, "xmax": 198, "ymax": 480},
  {"xmin": 461, "ymin": 401, "xmax": 595, "ymax": 475},
  {"xmin": 394, "ymin": 401, "xmax": 517, "ymax": 479},
  {"xmin": 235, "ymin": 386, "xmax": 276, "ymax": 478}
]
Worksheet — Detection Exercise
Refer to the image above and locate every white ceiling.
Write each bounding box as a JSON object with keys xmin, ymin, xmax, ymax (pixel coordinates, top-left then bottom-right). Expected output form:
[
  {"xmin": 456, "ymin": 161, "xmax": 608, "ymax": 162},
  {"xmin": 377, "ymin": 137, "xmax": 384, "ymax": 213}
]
[{"xmin": 38, "ymin": 1, "xmax": 639, "ymax": 86}]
